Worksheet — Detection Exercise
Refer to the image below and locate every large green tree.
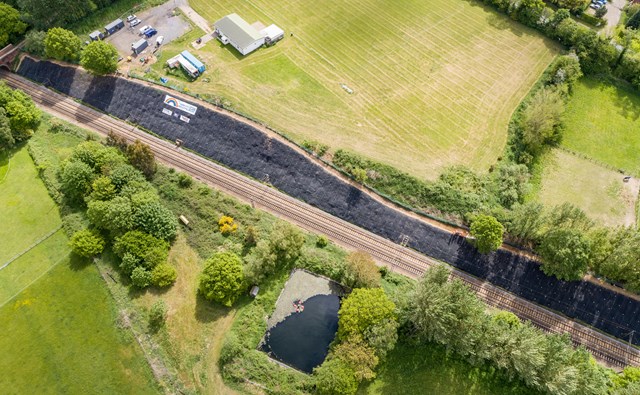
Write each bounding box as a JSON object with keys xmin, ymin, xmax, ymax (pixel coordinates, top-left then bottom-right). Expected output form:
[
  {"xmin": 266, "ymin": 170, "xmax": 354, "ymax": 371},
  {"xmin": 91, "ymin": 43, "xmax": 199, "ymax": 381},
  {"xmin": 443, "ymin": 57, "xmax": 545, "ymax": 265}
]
[
  {"xmin": 199, "ymin": 251, "xmax": 244, "ymax": 307},
  {"xmin": 245, "ymin": 221, "xmax": 305, "ymax": 282},
  {"xmin": 0, "ymin": 82, "xmax": 41, "ymax": 143},
  {"xmin": 80, "ymin": 41, "xmax": 118, "ymax": 75},
  {"xmin": 337, "ymin": 288, "xmax": 398, "ymax": 358},
  {"xmin": 60, "ymin": 160, "xmax": 95, "ymax": 203},
  {"xmin": 470, "ymin": 215, "xmax": 504, "ymax": 253},
  {"xmin": 0, "ymin": 3, "xmax": 27, "ymax": 47},
  {"xmin": 520, "ymin": 86, "xmax": 565, "ymax": 154},
  {"xmin": 44, "ymin": 27, "xmax": 82, "ymax": 61},
  {"xmin": 23, "ymin": 30, "xmax": 46, "ymax": 56},
  {"xmin": 132, "ymin": 201, "xmax": 177, "ymax": 241},
  {"xmin": 538, "ymin": 228, "xmax": 591, "ymax": 281}
]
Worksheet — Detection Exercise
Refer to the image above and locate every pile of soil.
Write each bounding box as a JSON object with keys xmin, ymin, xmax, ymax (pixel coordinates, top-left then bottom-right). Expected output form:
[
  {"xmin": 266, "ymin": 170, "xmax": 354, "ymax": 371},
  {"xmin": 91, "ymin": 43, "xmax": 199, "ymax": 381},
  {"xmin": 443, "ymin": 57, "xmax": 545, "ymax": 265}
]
[{"xmin": 18, "ymin": 58, "xmax": 640, "ymax": 345}]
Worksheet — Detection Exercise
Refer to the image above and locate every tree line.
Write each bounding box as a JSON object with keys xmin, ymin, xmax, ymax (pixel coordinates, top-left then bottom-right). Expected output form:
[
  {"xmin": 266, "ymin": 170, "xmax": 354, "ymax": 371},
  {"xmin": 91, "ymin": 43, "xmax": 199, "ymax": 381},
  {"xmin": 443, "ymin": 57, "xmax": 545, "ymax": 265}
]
[{"xmin": 0, "ymin": 80, "xmax": 41, "ymax": 152}]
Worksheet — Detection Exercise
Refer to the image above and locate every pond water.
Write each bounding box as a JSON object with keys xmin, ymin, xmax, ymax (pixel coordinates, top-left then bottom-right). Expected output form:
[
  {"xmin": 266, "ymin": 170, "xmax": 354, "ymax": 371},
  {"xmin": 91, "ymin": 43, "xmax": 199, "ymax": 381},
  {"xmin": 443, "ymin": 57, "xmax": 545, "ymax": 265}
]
[{"xmin": 261, "ymin": 294, "xmax": 340, "ymax": 373}]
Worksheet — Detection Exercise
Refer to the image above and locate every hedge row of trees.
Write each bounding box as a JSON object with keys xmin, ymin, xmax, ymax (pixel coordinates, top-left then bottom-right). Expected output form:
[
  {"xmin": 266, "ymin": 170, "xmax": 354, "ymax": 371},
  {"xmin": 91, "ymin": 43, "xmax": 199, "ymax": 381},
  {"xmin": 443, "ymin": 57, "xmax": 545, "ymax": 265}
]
[
  {"xmin": 478, "ymin": 0, "xmax": 640, "ymax": 91},
  {"xmin": 400, "ymin": 265, "xmax": 640, "ymax": 395},
  {"xmin": 62, "ymin": 138, "xmax": 179, "ymax": 288},
  {"xmin": 0, "ymin": 81, "xmax": 41, "ymax": 152},
  {"xmin": 22, "ymin": 26, "xmax": 119, "ymax": 75}
]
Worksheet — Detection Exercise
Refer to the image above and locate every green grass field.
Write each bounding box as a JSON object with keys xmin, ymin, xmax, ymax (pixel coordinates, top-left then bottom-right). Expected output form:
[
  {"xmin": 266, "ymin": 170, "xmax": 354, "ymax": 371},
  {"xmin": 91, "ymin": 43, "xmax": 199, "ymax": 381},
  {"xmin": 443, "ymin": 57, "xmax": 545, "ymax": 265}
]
[
  {"xmin": 0, "ymin": 258, "xmax": 158, "ymax": 394},
  {"xmin": 154, "ymin": 0, "xmax": 558, "ymax": 179},
  {"xmin": 0, "ymin": 126, "xmax": 157, "ymax": 393},
  {"xmin": 361, "ymin": 341, "xmax": 537, "ymax": 395},
  {"xmin": 535, "ymin": 149, "xmax": 636, "ymax": 227},
  {"xmin": 0, "ymin": 147, "xmax": 61, "ymax": 264},
  {"xmin": 562, "ymin": 77, "xmax": 640, "ymax": 175}
]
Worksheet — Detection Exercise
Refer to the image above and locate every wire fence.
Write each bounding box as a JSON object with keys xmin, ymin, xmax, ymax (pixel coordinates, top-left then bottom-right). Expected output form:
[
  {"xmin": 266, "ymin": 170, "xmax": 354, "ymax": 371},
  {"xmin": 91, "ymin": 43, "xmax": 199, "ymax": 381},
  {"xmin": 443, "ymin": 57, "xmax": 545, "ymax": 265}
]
[{"xmin": 0, "ymin": 225, "xmax": 63, "ymax": 271}]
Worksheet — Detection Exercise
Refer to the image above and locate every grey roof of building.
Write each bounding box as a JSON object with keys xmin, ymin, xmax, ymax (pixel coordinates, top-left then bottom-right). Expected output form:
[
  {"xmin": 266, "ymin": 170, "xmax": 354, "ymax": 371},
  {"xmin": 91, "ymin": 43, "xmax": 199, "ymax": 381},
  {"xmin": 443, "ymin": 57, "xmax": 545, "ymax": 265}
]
[{"xmin": 214, "ymin": 13, "xmax": 264, "ymax": 49}]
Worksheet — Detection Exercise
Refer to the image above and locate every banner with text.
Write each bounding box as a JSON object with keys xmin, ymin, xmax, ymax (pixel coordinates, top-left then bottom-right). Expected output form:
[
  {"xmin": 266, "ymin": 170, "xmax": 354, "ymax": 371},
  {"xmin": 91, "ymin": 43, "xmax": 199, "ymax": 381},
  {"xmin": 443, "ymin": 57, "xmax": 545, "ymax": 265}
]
[{"xmin": 163, "ymin": 95, "xmax": 198, "ymax": 115}]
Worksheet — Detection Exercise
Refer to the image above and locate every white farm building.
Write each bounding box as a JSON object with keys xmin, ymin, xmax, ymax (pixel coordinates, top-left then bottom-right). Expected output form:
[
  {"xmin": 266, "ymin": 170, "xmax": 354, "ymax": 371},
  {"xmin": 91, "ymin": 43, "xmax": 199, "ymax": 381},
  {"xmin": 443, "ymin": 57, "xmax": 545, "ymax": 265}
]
[{"xmin": 214, "ymin": 13, "xmax": 266, "ymax": 56}]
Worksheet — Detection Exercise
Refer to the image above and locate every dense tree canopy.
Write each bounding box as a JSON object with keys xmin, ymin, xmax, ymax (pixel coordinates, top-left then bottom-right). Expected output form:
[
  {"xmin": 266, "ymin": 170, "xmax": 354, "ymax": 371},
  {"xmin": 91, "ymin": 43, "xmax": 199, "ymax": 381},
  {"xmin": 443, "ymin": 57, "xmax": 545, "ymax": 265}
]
[
  {"xmin": 0, "ymin": 82, "xmax": 41, "ymax": 147},
  {"xmin": 0, "ymin": 3, "xmax": 27, "ymax": 48},
  {"xmin": 80, "ymin": 41, "xmax": 118, "ymax": 75},
  {"xmin": 60, "ymin": 160, "xmax": 95, "ymax": 203},
  {"xmin": 126, "ymin": 140, "xmax": 157, "ymax": 179},
  {"xmin": 199, "ymin": 251, "xmax": 244, "ymax": 307},
  {"xmin": 314, "ymin": 358, "xmax": 358, "ymax": 395},
  {"xmin": 539, "ymin": 228, "xmax": 591, "ymax": 281},
  {"xmin": 44, "ymin": 27, "xmax": 82, "ymax": 61},
  {"xmin": 470, "ymin": 215, "xmax": 504, "ymax": 253}
]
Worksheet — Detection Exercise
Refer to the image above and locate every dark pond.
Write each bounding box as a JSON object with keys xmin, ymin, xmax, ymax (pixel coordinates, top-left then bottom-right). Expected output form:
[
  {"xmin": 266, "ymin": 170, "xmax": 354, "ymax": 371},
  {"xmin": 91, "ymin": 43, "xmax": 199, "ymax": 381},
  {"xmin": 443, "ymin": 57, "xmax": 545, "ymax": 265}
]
[{"xmin": 261, "ymin": 294, "xmax": 340, "ymax": 373}]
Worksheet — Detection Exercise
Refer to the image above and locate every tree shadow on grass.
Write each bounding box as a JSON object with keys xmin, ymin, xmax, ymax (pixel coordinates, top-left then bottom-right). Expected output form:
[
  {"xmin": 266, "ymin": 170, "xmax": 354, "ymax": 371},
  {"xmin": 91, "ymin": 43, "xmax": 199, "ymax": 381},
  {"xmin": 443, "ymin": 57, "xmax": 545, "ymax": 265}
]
[
  {"xmin": 68, "ymin": 253, "xmax": 92, "ymax": 271},
  {"xmin": 195, "ymin": 292, "xmax": 234, "ymax": 323}
]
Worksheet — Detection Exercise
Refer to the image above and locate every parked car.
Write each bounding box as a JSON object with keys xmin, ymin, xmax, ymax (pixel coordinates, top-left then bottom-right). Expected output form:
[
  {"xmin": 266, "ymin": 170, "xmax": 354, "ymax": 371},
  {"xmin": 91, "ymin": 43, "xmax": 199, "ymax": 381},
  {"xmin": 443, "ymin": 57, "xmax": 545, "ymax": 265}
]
[
  {"xmin": 144, "ymin": 28, "xmax": 157, "ymax": 38},
  {"xmin": 126, "ymin": 15, "xmax": 137, "ymax": 22},
  {"xmin": 130, "ymin": 18, "xmax": 142, "ymax": 27},
  {"xmin": 156, "ymin": 36, "xmax": 164, "ymax": 46},
  {"xmin": 139, "ymin": 25, "xmax": 151, "ymax": 35}
]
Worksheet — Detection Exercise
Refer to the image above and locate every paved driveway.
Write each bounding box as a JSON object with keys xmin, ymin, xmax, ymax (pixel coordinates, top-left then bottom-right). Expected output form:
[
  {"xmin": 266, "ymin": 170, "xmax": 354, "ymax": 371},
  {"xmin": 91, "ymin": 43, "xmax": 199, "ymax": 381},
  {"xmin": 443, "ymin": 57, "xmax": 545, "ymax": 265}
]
[
  {"xmin": 604, "ymin": 0, "xmax": 628, "ymax": 36},
  {"xmin": 104, "ymin": 1, "xmax": 190, "ymax": 58}
]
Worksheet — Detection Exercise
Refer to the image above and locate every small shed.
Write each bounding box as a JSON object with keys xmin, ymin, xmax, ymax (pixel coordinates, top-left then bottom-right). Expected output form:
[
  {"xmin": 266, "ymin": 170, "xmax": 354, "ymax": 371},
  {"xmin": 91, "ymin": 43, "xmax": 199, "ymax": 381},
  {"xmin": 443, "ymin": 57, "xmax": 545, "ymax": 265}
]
[
  {"xmin": 259, "ymin": 24, "xmax": 284, "ymax": 45},
  {"xmin": 105, "ymin": 19, "xmax": 124, "ymax": 35},
  {"xmin": 89, "ymin": 30, "xmax": 104, "ymax": 41},
  {"xmin": 131, "ymin": 39, "xmax": 148, "ymax": 55},
  {"xmin": 181, "ymin": 50, "xmax": 205, "ymax": 74}
]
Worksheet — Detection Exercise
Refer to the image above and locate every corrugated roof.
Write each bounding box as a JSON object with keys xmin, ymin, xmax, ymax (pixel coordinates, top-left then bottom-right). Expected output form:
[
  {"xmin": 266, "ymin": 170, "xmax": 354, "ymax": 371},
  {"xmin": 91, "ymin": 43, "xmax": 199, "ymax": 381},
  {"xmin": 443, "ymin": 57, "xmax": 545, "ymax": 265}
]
[
  {"xmin": 214, "ymin": 13, "xmax": 264, "ymax": 49},
  {"xmin": 105, "ymin": 19, "xmax": 123, "ymax": 30}
]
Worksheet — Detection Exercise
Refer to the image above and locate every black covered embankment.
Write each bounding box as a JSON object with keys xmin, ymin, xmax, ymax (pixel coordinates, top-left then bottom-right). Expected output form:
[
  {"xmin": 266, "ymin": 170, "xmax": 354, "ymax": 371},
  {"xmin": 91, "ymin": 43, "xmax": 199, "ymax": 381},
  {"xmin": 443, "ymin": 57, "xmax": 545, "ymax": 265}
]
[{"xmin": 17, "ymin": 58, "xmax": 640, "ymax": 345}]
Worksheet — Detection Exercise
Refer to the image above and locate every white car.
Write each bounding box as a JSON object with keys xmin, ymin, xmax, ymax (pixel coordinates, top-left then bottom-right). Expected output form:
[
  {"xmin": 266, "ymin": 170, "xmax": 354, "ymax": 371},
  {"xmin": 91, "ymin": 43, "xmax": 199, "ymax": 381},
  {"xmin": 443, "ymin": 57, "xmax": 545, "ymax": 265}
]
[
  {"xmin": 156, "ymin": 36, "xmax": 164, "ymax": 46},
  {"xmin": 139, "ymin": 25, "xmax": 151, "ymax": 35},
  {"xmin": 130, "ymin": 18, "xmax": 142, "ymax": 27},
  {"xmin": 126, "ymin": 15, "xmax": 137, "ymax": 22}
]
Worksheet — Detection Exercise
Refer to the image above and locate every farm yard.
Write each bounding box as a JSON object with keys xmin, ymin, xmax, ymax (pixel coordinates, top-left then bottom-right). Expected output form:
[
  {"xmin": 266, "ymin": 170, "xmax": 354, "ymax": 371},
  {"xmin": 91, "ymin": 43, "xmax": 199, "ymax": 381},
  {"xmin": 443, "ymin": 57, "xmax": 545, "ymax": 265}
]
[
  {"xmin": 562, "ymin": 77, "xmax": 640, "ymax": 175},
  {"xmin": 154, "ymin": 0, "xmax": 559, "ymax": 179}
]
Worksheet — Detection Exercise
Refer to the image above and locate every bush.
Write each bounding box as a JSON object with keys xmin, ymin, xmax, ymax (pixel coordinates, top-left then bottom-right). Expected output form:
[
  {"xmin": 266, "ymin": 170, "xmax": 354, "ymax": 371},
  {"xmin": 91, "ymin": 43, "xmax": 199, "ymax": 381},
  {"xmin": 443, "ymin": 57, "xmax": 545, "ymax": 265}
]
[
  {"xmin": 69, "ymin": 229, "xmax": 105, "ymax": 257},
  {"xmin": 151, "ymin": 263, "xmax": 177, "ymax": 287},
  {"xmin": 177, "ymin": 172, "xmax": 193, "ymax": 188},
  {"xmin": 60, "ymin": 160, "xmax": 95, "ymax": 203},
  {"xmin": 314, "ymin": 358, "xmax": 358, "ymax": 395},
  {"xmin": 199, "ymin": 251, "xmax": 244, "ymax": 307},
  {"xmin": 132, "ymin": 202, "xmax": 178, "ymax": 241},
  {"xmin": 131, "ymin": 266, "xmax": 152, "ymax": 288},
  {"xmin": 218, "ymin": 215, "xmax": 238, "ymax": 235},
  {"xmin": 24, "ymin": 31, "xmax": 47, "ymax": 57},
  {"xmin": 346, "ymin": 251, "xmax": 381, "ymax": 288},
  {"xmin": 44, "ymin": 27, "xmax": 82, "ymax": 61},
  {"xmin": 316, "ymin": 235, "xmax": 329, "ymax": 248},
  {"xmin": 148, "ymin": 300, "xmax": 167, "ymax": 331}
]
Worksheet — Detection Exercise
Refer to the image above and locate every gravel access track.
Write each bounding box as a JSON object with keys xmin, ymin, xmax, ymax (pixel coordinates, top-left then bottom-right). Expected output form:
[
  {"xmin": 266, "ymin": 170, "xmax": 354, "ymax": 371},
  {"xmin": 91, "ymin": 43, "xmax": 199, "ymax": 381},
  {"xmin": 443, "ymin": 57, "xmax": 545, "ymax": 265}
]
[{"xmin": 6, "ymin": 64, "xmax": 640, "ymax": 367}]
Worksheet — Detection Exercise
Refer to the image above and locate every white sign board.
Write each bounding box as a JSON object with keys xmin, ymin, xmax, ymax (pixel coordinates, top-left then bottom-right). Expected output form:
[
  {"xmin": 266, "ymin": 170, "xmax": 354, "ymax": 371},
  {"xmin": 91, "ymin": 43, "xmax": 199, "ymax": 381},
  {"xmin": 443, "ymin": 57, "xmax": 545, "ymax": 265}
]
[
  {"xmin": 179, "ymin": 115, "xmax": 190, "ymax": 123},
  {"xmin": 163, "ymin": 95, "xmax": 198, "ymax": 115},
  {"xmin": 162, "ymin": 108, "xmax": 173, "ymax": 116}
]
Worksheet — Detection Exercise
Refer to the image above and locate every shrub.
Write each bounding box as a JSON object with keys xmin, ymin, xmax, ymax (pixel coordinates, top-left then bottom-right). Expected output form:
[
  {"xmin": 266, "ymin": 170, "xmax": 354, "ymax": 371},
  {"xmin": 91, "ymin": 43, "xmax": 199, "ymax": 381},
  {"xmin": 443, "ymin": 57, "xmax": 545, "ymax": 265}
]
[
  {"xmin": 151, "ymin": 263, "xmax": 177, "ymax": 287},
  {"xmin": 218, "ymin": 215, "xmax": 238, "ymax": 235},
  {"xmin": 538, "ymin": 228, "xmax": 591, "ymax": 281},
  {"xmin": 131, "ymin": 266, "xmax": 152, "ymax": 288},
  {"xmin": 177, "ymin": 172, "xmax": 193, "ymax": 188},
  {"xmin": 133, "ymin": 202, "xmax": 178, "ymax": 241},
  {"xmin": 346, "ymin": 251, "xmax": 381, "ymax": 288},
  {"xmin": 148, "ymin": 300, "xmax": 167, "ymax": 331},
  {"xmin": 60, "ymin": 160, "xmax": 95, "ymax": 203},
  {"xmin": 316, "ymin": 235, "xmax": 329, "ymax": 248},
  {"xmin": 314, "ymin": 358, "xmax": 358, "ymax": 395},
  {"xmin": 69, "ymin": 229, "xmax": 105, "ymax": 257}
]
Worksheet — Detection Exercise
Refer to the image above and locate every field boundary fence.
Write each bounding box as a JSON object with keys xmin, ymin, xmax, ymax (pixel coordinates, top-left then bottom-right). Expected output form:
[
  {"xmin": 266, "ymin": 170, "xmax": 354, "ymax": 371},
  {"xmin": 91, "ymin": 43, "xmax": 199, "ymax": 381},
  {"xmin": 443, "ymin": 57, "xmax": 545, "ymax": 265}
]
[{"xmin": 0, "ymin": 225, "xmax": 63, "ymax": 271}]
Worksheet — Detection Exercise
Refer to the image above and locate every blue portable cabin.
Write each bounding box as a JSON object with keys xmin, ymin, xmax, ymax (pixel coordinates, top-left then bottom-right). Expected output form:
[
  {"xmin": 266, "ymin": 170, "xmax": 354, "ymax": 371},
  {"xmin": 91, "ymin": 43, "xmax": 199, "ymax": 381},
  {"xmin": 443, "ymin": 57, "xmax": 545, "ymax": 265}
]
[
  {"xmin": 105, "ymin": 19, "xmax": 124, "ymax": 35},
  {"xmin": 181, "ymin": 50, "xmax": 205, "ymax": 74}
]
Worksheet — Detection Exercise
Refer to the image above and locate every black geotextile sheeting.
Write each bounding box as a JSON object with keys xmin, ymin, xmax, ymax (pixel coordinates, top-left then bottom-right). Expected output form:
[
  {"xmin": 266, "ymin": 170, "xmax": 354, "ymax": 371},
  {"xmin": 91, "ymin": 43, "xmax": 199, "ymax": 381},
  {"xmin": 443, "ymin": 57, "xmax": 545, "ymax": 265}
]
[{"xmin": 18, "ymin": 58, "xmax": 640, "ymax": 344}]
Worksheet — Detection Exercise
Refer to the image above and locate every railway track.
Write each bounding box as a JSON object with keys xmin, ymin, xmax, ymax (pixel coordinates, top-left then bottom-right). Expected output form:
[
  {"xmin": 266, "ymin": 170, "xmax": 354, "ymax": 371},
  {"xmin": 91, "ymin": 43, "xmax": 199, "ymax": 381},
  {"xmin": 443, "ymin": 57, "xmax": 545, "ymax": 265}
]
[{"xmin": 4, "ymin": 70, "xmax": 639, "ymax": 369}]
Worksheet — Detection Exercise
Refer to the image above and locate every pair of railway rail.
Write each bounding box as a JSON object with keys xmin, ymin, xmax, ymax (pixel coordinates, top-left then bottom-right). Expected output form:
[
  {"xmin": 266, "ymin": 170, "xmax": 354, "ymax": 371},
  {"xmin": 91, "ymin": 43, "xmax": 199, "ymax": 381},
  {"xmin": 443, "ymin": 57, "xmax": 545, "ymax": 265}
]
[{"xmin": 3, "ymin": 70, "xmax": 638, "ymax": 369}]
